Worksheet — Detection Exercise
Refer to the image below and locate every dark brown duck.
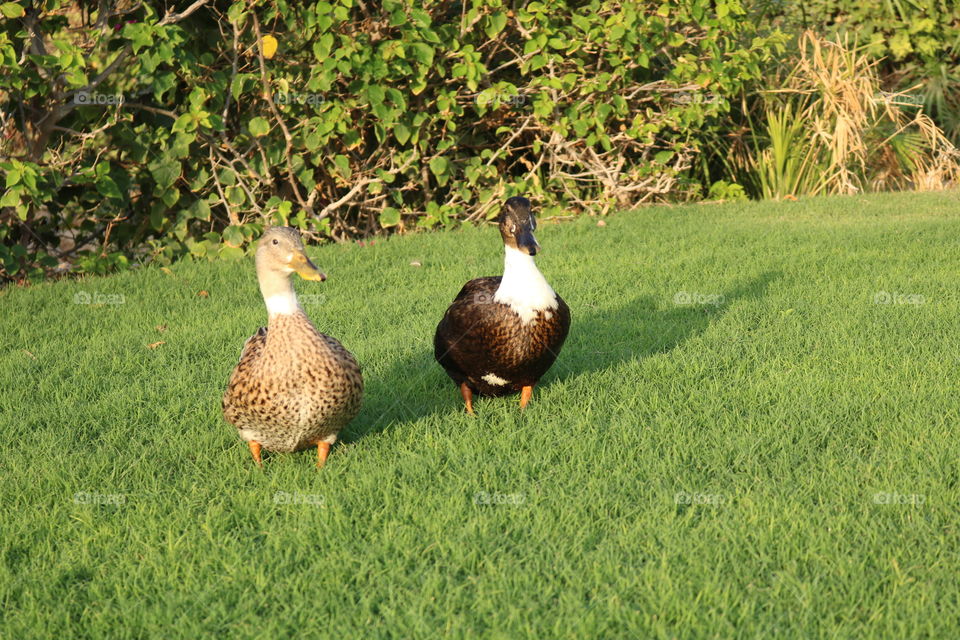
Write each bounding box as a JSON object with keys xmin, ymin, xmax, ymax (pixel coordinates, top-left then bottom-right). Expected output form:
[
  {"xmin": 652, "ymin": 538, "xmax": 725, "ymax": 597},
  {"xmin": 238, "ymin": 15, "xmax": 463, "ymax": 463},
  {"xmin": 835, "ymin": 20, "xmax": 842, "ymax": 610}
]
[{"xmin": 434, "ymin": 197, "xmax": 571, "ymax": 413}]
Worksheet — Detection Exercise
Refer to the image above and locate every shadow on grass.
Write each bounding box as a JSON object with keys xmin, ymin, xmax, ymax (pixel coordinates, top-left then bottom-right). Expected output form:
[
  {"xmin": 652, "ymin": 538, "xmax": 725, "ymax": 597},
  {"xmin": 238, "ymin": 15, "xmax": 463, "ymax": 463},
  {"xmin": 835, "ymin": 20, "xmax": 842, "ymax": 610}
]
[
  {"xmin": 343, "ymin": 270, "xmax": 780, "ymax": 443},
  {"xmin": 340, "ymin": 346, "xmax": 451, "ymax": 444},
  {"xmin": 552, "ymin": 270, "xmax": 781, "ymax": 383}
]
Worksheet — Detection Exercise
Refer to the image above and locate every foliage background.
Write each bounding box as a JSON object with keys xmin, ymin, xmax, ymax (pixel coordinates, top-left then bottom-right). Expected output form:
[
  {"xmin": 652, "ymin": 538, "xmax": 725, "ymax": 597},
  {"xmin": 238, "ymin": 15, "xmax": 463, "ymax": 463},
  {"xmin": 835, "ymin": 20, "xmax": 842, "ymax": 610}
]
[
  {"xmin": 0, "ymin": 0, "xmax": 957, "ymax": 282},
  {"xmin": 770, "ymin": 0, "xmax": 960, "ymax": 140}
]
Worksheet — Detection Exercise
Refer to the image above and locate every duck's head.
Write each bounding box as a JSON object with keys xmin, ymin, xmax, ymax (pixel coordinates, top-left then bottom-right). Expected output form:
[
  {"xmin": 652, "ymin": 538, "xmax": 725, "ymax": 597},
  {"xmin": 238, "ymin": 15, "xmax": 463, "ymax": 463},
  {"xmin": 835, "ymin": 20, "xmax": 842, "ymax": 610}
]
[
  {"xmin": 498, "ymin": 196, "xmax": 540, "ymax": 256},
  {"xmin": 255, "ymin": 227, "xmax": 326, "ymax": 282}
]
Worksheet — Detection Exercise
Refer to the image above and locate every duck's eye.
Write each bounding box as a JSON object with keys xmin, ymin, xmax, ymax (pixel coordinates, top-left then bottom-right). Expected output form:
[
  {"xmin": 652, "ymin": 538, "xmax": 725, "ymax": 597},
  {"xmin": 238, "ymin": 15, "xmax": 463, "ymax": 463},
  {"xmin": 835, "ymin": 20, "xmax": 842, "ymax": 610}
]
[{"xmin": 272, "ymin": 239, "xmax": 279, "ymax": 245}]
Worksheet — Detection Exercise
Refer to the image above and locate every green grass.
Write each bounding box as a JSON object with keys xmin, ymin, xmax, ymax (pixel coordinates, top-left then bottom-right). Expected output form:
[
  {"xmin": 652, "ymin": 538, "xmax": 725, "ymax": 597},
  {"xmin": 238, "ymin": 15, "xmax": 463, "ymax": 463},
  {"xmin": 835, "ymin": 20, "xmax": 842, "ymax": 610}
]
[{"xmin": 3, "ymin": 191, "xmax": 960, "ymax": 639}]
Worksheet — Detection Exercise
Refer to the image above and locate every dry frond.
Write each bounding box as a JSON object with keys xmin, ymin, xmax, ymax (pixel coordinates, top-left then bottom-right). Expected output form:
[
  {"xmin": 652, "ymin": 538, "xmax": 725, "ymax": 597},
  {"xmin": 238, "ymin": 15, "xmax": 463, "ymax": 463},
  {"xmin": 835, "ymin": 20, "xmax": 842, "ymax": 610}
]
[{"xmin": 748, "ymin": 31, "xmax": 960, "ymax": 197}]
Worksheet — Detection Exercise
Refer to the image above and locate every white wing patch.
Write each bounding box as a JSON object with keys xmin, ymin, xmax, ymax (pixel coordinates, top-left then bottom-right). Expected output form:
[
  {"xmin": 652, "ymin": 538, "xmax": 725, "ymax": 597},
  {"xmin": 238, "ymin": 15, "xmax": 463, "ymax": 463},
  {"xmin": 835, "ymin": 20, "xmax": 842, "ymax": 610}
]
[{"xmin": 482, "ymin": 373, "xmax": 509, "ymax": 386}]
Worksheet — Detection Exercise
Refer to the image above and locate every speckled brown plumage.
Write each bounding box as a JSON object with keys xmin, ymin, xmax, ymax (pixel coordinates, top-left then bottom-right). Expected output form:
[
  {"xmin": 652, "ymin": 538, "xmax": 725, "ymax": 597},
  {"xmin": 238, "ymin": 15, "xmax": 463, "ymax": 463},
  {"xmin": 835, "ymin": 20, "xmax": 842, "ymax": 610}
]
[
  {"xmin": 223, "ymin": 311, "xmax": 363, "ymax": 452},
  {"xmin": 221, "ymin": 227, "xmax": 362, "ymax": 464}
]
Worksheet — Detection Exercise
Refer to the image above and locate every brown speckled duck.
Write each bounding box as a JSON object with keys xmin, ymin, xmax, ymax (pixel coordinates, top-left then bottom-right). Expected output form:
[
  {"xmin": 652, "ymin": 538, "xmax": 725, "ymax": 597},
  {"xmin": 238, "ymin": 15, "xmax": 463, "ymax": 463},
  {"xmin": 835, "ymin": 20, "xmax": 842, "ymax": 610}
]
[
  {"xmin": 434, "ymin": 197, "xmax": 571, "ymax": 413},
  {"xmin": 222, "ymin": 227, "xmax": 363, "ymax": 468}
]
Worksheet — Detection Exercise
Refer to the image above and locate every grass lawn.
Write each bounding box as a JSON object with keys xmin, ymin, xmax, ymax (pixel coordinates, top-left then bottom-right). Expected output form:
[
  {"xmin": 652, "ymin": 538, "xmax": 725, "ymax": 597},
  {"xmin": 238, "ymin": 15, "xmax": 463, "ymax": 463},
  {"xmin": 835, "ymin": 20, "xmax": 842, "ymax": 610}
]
[{"xmin": 3, "ymin": 191, "xmax": 960, "ymax": 638}]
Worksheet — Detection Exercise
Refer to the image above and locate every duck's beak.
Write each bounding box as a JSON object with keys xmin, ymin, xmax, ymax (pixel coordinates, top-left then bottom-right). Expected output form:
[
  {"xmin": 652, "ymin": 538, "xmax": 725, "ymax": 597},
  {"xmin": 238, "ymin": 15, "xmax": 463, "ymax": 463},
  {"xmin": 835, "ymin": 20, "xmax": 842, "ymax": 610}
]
[
  {"xmin": 291, "ymin": 251, "xmax": 327, "ymax": 281},
  {"xmin": 516, "ymin": 228, "xmax": 541, "ymax": 256}
]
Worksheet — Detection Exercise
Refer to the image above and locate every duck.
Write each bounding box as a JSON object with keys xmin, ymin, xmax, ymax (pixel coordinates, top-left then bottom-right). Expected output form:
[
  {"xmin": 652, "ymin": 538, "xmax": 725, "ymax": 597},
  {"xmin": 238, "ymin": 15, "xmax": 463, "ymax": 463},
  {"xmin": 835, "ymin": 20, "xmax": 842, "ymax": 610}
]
[
  {"xmin": 434, "ymin": 196, "xmax": 571, "ymax": 413},
  {"xmin": 222, "ymin": 227, "xmax": 363, "ymax": 468}
]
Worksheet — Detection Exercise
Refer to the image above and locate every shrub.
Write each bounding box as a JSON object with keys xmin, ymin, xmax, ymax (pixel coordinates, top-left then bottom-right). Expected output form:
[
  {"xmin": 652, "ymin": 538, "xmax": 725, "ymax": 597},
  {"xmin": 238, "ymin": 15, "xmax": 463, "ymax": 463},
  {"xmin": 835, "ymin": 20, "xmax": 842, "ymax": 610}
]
[
  {"xmin": 767, "ymin": 0, "xmax": 960, "ymax": 142},
  {"xmin": 0, "ymin": 0, "xmax": 783, "ymax": 282},
  {"xmin": 700, "ymin": 32, "xmax": 960, "ymax": 199}
]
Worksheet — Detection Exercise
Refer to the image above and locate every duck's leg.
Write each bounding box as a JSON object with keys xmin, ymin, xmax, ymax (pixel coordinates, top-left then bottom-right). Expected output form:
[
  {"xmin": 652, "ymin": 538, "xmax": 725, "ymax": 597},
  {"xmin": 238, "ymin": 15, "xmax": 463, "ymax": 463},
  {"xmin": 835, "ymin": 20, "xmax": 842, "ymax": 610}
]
[
  {"xmin": 460, "ymin": 382, "xmax": 475, "ymax": 415},
  {"xmin": 248, "ymin": 440, "xmax": 263, "ymax": 467},
  {"xmin": 315, "ymin": 434, "xmax": 337, "ymax": 469},
  {"xmin": 519, "ymin": 385, "xmax": 534, "ymax": 410},
  {"xmin": 316, "ymin": 442, "xmax": 331, "ymax": 468}
]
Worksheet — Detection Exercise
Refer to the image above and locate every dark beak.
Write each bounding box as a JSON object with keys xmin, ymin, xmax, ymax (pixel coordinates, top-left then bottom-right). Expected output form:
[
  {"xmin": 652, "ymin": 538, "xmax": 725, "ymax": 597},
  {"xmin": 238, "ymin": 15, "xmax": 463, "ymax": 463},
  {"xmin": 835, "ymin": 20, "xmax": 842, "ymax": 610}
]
[{"xmin": 516, "ymin": 229, "xmax": 541, "ymax": 256}]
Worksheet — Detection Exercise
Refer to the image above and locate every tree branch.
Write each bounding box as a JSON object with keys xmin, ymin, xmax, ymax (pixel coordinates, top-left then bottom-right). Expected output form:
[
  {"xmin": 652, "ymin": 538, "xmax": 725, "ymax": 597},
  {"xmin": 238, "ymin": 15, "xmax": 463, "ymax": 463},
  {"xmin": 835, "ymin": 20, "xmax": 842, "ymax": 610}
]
[{"xmin": 250, "ymin": 12, "xmax": 313, "ymax": 217}]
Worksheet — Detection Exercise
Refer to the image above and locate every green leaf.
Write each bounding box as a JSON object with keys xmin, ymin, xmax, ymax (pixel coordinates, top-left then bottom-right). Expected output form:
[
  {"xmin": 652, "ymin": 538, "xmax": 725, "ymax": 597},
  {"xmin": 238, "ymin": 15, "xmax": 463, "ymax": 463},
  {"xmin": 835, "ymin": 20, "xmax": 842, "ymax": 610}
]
[
  {"xmin": 366, "ymin": 85, "xmax": 386, "ymax": 107},
  {"xmin": 0, "ymin": 187, "xmax": 21, "ymax": 207},
  {"xmin": 96, "ymin": 175, "xmax": 123, "ymax": 200},
  {"xmin": 5, "ymin": 167, "xmax": 21, "ymax": 188},
  {"xmin": 190, "ymin": 199, "xmax": 211, "ymax": 221},
  {"xmin": 248, "ymin": 117, "xmax": 270, "ymax": 137},
  {"xmin": 123, "ymin": 23, "xmax": 153, "ymax": 54},
  {"xmin": 386, "ymin": 88, "xmax": 407, "ymax": 110},
  {"xmin": 305, "ymin": 130, "xmax": 323, "ymax": 151},
  {"xmin": 654, "ymin": 150, "xmax": 674, "ymax": 165},
  {"xmin": 313, "ymin": 33, "xmax": 335, "ymax": 61},
  {"xmin": 333, "ymin": 155, "xmax": 351, "ymax": 178},
  {"xmin": 408, "ymin": 43, "xmax": 434, "ymax": 66},
  {"xmin": 889, "ymin": 33, "xmax": 913, "ymax": 59},
  {"xmin": 172, "ymin": 113, "xmax": 195, "ymax": 133},
  {"xmin": 219, "ymin": 245, "xmax": 246, "ymax": 261},
  {"xmin": 428, "ymin": 156, "xmax": 449, "ymax": 177},
  {"xmin": 222, "ymin": 225, "xmax": 245, "ymax": 247},
  {"xmin": 379, "ymin": 207, "xmax": 401, "ymax": 227},
  {"xmin": 394, "ymin": 123, "xmax": 411, "ymax": 144},
  {"xmin": 161, "ymin": 188, "xmax": 179, "ymax": 207},
  {"xmin": 0, "ymin": 2, "xmax": 25, "ymax": 18},
  {"xmin": 227, "ymin": 1, "xmax": 246, "ymax": 24},
  {"xmin": 149, "ymin": 158, "xmax": 180, "ymax": 190},
  {"xmin": 485, "ymin": 12, "xmax": 507, "ymax": 38},
  {"xmin": 225, "ymin": 186, "xmax": 245, "ymax": 206}
]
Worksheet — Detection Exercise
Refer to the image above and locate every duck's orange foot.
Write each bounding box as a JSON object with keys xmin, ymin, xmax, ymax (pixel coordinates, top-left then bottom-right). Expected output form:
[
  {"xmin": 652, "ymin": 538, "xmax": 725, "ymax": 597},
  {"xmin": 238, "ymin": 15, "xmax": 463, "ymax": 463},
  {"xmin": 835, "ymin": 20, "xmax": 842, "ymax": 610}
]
[
  {"xmin": 316, "ymin": 441, "xmax": 331, "ymax": 469},
  {"xmin": 248, "ymin": 440, "xmax": 263, "ymax": 467},
  {"xmin": 460, "ymin": 382, "xmax": 475, "ymax": 415},
  {"xmin": 519, "ymin": 385, "xmax": 534, "ymax": 410}
]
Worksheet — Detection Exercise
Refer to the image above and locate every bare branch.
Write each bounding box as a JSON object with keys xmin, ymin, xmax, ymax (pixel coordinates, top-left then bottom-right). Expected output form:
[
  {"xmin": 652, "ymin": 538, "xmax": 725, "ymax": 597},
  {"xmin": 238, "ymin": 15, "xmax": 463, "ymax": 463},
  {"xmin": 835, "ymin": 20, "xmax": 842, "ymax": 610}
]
[
  {"xmin": 316, "ymin": 155, "xmax": 417, "ymax": 220},
  {"xmin": 157, "ymin": 0, "xmax": 210, "ymax": 26},
  {"xmin": 250, "ymin": 12, "xmax": 313, "ymax": 216},
  {"xmin": 210, "ymin": 146, "xmax": 239, "ymax": 226}
]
